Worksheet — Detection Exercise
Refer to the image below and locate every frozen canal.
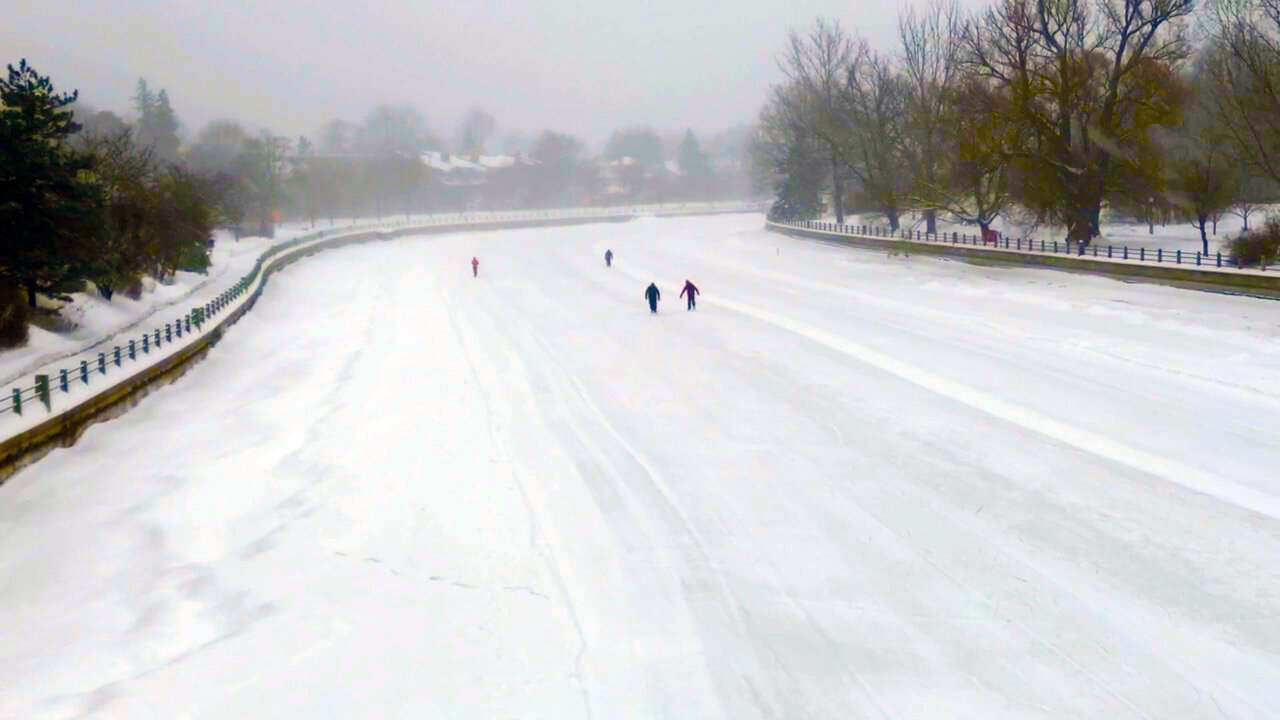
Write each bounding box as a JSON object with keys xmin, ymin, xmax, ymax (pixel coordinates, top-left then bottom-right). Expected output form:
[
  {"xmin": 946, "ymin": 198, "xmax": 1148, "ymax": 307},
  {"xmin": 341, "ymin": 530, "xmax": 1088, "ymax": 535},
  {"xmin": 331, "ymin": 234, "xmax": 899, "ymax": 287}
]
[{"xmin": 2, "ymin": 214, "xmax": 1278, "ymax": 718}]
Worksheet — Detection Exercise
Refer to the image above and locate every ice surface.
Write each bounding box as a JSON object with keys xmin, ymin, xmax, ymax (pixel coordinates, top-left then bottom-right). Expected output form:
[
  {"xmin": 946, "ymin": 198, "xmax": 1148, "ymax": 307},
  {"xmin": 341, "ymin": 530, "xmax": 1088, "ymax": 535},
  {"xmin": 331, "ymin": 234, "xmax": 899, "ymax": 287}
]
[{"xmin": 1, "ymin": 215, "xmax": 1278, "ymax": 718}]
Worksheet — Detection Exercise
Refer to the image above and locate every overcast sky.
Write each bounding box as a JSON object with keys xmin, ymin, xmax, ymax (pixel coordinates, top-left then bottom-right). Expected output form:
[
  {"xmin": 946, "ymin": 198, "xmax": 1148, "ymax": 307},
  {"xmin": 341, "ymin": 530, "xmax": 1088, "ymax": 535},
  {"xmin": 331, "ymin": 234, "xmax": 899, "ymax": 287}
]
[{"xmin": 8, "ymin": 0, "xmax": 922, "ymax": 149}]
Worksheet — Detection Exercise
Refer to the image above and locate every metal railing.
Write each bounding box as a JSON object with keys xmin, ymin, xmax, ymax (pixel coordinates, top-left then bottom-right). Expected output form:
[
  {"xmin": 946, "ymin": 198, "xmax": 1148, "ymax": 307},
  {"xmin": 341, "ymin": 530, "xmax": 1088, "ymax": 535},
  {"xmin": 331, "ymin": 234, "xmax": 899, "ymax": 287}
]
[{"xmin": 777, "ymin": 220, "xmax": 1272, "ymax": 273}]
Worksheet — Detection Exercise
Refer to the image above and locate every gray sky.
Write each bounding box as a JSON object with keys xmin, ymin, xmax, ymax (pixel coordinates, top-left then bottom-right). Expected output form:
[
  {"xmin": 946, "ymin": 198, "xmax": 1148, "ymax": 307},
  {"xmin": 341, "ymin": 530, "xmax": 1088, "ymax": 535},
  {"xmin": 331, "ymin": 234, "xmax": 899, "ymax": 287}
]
[{"xmin": 7, "ymin": 0, "xmax": 913, "ymax": 148}]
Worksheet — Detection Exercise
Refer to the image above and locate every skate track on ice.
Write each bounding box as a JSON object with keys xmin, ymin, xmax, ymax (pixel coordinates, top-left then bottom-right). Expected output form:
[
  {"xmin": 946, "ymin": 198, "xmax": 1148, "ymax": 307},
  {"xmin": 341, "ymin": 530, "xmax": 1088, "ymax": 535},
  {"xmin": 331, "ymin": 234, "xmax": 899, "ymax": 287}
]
[{"xmin": 2, "ymin": 214, "xmax": 1279, "ymax": 718}]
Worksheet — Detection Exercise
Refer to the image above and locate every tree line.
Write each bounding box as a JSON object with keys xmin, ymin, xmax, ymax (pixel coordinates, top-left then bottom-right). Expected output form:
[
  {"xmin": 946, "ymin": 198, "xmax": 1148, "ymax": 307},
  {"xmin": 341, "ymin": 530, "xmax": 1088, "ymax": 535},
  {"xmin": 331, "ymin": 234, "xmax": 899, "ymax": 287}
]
[
  {"xmin": 754, "ymin": 0, "xmax": 1280, "ymax": 264},
  {"xmin": 1, "ymin": 62, "xmax": 218, "ymax": 347},
  {"xmin": 1, "ymin": 60, "xmax": 756, "ymax": 346}
]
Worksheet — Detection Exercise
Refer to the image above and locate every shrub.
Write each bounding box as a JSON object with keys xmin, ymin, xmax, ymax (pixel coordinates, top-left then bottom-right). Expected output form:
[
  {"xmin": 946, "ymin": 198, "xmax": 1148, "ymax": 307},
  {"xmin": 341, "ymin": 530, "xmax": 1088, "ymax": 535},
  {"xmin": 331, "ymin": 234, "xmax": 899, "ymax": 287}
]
[
  {"xmin": 0, "ymin": 282, "xmax": 29, "ymax": 348},
  {"xmin": 1225, "ymin": 220, "xmax": 1280, "ymax": 268},
  {"xmin": 122, "ymin": 277, "xmax": 145, "ymax": 300}
]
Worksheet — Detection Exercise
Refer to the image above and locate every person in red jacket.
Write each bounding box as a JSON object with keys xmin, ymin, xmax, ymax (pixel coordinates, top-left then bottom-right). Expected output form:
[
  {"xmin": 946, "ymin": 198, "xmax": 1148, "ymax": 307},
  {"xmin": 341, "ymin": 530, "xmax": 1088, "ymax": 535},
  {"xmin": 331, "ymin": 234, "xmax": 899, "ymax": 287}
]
[
  {"xmin": 680, "ymin": 279, "xmax": 699, "ymax": 310},
  {"xmin": 471, "ymin": 257, "xmax": 479, "ymax": 277}
]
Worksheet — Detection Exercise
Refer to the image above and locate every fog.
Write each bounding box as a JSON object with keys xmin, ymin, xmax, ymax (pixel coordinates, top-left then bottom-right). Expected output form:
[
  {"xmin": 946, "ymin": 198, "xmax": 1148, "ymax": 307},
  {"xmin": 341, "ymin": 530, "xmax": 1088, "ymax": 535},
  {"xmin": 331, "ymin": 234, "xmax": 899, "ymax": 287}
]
[{"xmin": 4, "ymin": 0, "xmax": 910, "ymax": 145}]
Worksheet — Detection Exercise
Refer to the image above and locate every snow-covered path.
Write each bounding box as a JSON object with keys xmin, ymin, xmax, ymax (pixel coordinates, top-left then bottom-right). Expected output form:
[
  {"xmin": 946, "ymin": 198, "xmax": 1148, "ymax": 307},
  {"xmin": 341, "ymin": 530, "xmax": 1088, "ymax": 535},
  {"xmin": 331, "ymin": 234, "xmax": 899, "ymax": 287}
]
[{"xmin": 2, "ymin": 215, "xmax": 1279, "ymax": 718}]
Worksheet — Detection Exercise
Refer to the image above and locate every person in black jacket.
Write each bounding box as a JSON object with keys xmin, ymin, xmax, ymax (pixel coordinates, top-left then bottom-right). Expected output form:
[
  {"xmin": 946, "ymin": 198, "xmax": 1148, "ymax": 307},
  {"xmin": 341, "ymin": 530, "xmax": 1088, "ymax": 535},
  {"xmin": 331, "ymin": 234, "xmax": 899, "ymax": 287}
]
[
  {"xmin": 605, "ymin": 249, "xmax": 613, "ymax": 267},
  {"xmin": 644, "ymin": 283, "xmax": 660, "ymax": 313}
]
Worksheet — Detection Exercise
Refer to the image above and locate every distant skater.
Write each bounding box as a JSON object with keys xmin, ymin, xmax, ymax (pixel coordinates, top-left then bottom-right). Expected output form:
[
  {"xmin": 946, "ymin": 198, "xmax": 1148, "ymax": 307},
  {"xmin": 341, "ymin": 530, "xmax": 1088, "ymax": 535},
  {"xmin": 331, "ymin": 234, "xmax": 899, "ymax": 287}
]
[
  {"xmin": 471, "ymin": 256, "xmax": 479, "ymax": 277},
  {"xmin": 680, "ymin": 279, "xmax": 699, "ymax": 310},
  {"xmin": 645, "ymin": 282, "xmax": 660, "ymax": 313},
  {"xmin": 605, "ymin": 249, "xmax": 613, "ymax": 267}
]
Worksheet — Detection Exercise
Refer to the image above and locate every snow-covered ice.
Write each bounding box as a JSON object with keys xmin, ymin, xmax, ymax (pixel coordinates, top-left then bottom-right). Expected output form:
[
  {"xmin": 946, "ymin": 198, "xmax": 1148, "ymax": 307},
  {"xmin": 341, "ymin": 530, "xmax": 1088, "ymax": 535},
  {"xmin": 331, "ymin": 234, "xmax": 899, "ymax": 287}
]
[{"xmin": 1, "ymin": 214, "xmax": 1278, "ymax": 718}]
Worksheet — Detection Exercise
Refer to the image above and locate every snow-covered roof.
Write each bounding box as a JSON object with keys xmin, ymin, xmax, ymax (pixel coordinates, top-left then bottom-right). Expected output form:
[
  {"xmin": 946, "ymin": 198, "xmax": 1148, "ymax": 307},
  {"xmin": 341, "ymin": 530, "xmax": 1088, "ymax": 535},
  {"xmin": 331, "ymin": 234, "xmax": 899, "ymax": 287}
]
[{"xmin": 420, "ymin": 151, "xmax": 539, "ymax": 173}]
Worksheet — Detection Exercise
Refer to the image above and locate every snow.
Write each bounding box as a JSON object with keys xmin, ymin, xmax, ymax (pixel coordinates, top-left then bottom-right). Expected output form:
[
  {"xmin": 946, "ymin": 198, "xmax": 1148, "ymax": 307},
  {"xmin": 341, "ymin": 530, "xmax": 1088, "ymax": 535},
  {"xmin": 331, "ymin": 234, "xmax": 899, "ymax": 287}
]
[
  {"xmin": 2, "ymin": 215, "xmax": 1278, "ymax": 718},
  {"xmin": 419, "ymin": 152, "xmax": 535, "ymax": 173}
]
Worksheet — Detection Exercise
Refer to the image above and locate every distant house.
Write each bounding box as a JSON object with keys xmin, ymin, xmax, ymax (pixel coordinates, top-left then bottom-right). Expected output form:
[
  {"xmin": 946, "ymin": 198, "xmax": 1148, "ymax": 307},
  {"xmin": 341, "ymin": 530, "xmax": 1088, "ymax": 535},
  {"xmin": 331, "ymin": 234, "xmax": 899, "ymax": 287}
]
[{"xmin": 420, "ymin": 151, "xmax": 541, "ymax": 208}]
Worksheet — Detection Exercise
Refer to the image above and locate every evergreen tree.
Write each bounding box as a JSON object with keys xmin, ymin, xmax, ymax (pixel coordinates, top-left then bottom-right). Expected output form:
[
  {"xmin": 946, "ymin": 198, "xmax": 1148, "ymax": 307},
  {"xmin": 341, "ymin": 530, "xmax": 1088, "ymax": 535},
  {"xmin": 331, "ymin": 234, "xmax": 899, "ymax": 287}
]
[
  {"xmin": 133, "ymin": 78, "xmax": 154, "ymax": 135},
  {"xmin": 678, "ymin": 129, "xmax": 713, "ymax": 198},
  {"xmin": 0, "ymin": 60, "xmax": 103, "ymax": 307},
  {"xmin": 149, "ymin": 88, "xmax": 180, "ymax": 161}
]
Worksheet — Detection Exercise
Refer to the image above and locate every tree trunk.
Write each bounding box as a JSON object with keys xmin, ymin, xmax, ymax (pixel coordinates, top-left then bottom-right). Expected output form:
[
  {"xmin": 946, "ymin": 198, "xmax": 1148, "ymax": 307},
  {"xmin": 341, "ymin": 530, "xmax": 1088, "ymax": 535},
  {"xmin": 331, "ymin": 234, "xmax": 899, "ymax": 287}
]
[
  {"xmin": 1067, "ymin": 212, "xmax": 1092, "ymax": 245},
  {"xmin": 887, "ymin": 209, "xmax": 900, "ymax": 233},
  {"xmin": 830, "ymin": 150, "xmax": 844, "ymax": 225},
  {"xmin": 26, "ymin": 282, "xmax": 37, "ymax": 309},
  {"xmin": 1199, "ymin": 216, "xmax": 1210, "ymax": 255},
  {"xmin": 925, "ymin": 209, "xmax": 937, "ymax": 236}
]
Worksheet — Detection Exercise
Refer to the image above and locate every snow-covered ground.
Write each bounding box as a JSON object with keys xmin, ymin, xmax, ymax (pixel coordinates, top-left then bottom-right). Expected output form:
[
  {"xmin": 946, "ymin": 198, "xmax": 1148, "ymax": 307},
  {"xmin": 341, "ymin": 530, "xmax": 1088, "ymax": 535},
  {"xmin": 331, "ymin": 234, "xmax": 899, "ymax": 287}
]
[{"xmin": 1, "ymin": 215, "xmax": 1278, "ymax": 718}]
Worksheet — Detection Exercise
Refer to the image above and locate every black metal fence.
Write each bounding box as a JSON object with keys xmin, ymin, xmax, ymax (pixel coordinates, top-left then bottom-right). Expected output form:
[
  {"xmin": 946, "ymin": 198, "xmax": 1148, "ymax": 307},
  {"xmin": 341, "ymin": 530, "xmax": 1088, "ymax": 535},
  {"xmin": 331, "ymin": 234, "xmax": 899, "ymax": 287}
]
[{"xmin": 783, "ymin": 220, "xmax": 1271, "ymax": 272}]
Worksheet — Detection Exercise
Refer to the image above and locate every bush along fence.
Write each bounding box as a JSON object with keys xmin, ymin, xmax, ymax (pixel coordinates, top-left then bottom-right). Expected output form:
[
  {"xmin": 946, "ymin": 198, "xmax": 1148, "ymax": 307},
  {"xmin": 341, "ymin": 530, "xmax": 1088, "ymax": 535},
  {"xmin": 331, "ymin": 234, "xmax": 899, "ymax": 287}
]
[
  {"xmin": 768, "ymin": 220, "xmax": 1280, "ymax": 296},
  {"xmin": 0, "ymin": 202, "xmax": 765, "ymax": 475}
]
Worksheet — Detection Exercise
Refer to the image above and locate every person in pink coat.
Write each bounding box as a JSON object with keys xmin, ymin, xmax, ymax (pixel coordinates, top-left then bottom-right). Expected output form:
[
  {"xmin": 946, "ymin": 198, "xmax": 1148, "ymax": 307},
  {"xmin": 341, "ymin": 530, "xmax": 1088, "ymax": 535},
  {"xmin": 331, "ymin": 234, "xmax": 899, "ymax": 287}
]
[{"xmin": 680, "ymin": 279, "xmax": 699, "ymax": 310}]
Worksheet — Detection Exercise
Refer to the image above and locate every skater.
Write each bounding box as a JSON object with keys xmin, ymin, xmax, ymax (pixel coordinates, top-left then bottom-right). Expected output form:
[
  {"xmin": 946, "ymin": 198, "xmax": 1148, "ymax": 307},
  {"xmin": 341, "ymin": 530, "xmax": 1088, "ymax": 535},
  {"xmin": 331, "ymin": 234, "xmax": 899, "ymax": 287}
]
[
  {"xmin": 605, "ymin": 249, "xmax": 613, "ymax": 267},
  {"xmin": 680, "ymin": 279, "xmax": 699, "ymax": 310},
  {"xmin": 471, "ymin": 256, "xmax": 479, "ymax": 277},
  {"xmin": 644, "ymin": 282, "xmax": 660, "ymax": 313}
]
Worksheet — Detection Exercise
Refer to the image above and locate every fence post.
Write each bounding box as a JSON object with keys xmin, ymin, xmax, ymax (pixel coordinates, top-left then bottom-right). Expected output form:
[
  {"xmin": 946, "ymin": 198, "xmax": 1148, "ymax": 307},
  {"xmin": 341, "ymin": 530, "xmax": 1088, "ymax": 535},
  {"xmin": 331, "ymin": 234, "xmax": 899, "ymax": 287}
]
[
  {"xmin": 186, "ymin": 317, "xmax": 192, "ymax": 333},
  {"xmin": 1054, "ymin": 241, "xmax": 1058, "ymax": 253},
  {"xmin": 35, "ymin": 375, "xmax": 50, "ymax": 411},
  {"xmin": 1140, "ymin": 248, "xmax": 1145, "ymax": 262},
  {"xmin": 143, "ymin": 334, "xmax": 149, "ymax": 354},
  {"xmin": 11, "ymin": 388, "xmax": 20, "ymax": 416},
  {"xmin": 115, "ymin": 346, "xmax": 121, "ymax": 366},
  {"xmin": 1123, "ymin": 247, "xmax": 1129, "ymax": 260},
  {"xmin": 98, "ymin": 353, "xmax": 106, "ymax": 375},
  {"xmin": 80, "ymin": 360, "xmax": 89, "ymax": 384},
  {"xmin": 1176, "ymin": 249, "xmax": 1180, "ymax": 264},
  {"xmin": 60, "ymin": 369, "xmax": 68, "ymax": 393},
  {"xmin": 1157, "ymin": 248, "xmax": 1162, "ymax": 263},
  {"xmin": 129, "ymin": 340, "xmax": 136, "ymax": 360},
  {"xmin": 154, "ymin": 329, "xmax": 161, "ymax": 347},
  {"xmin": 1217, "ymin": 252, "xmax": 1222, "ymax": 267},
  {"xmin": 166, "ymin": 323, "xmax": 172, "ymax": 343}
]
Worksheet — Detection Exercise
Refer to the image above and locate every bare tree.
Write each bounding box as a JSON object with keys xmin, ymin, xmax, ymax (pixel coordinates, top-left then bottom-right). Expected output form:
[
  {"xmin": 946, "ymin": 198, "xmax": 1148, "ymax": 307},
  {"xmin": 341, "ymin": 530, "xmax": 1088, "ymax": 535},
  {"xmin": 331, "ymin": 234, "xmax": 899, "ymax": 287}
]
[
  {"xmin": 1167, "ymin": 72, "xmax": 1240, "ymax": 254},
  {"xmin": 458, "ymin": 108, "xmax": 496, "ymax": 159},
  {"xmin": 963, "ymin": 0, "xmax": 1194, "ymax": 245},
  {"xmin": 920, "ymin": 75, "xmax": 1013, "ymax": 234},
  {"xmin": 899, "ymin": 0, "xmax": 963, "ymax": 234},
  {"xmin": 779, "ymin": 19, "xmax": 855, "ymax": 223},
  {"xmin": 1228, "ymin": 165, "xmax": 1275, "ymax": 230},
  {"xmin": 1206, "ymin": 0, "xmax": 1280, "ymax": 184},
  {"xmin": 841, "ymin": 46, "xmax": 910, "ymax": 231}
]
